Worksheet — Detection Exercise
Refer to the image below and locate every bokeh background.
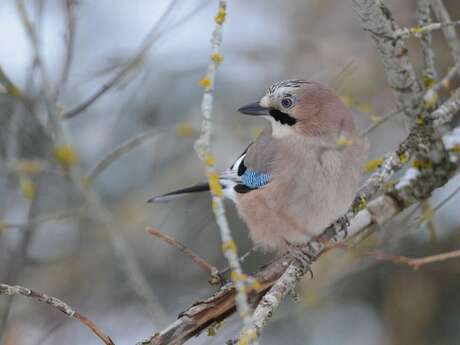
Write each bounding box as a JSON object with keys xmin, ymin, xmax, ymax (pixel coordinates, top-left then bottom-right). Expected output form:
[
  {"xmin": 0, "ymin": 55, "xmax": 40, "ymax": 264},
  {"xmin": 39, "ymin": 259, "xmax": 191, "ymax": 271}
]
[{"xmin": 1, "ymin": 0, "xmax": 460, "ymax": 344}]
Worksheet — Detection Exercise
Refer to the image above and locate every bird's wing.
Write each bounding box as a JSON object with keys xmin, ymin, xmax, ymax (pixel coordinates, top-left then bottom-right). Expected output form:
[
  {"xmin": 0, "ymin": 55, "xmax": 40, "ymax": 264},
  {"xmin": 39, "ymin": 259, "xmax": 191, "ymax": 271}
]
[{"xmin": 221, "ymin": 127, "xmax": 276, "ymax": 193}]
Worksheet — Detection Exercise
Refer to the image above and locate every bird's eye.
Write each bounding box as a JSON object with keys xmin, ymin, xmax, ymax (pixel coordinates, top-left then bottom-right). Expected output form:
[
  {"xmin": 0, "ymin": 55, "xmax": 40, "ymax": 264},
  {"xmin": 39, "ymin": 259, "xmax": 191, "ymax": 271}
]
[{"xmin": 281, "ymin": 97, "xmax": 294, "ymax": 109}]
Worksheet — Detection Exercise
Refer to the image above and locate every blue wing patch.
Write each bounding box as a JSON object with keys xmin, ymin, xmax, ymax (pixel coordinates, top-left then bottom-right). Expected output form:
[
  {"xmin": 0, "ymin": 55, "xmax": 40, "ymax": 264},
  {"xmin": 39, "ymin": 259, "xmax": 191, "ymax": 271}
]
[{"xmin": 241, "ymin": 169, "xmax": 270, "ymax": 188}]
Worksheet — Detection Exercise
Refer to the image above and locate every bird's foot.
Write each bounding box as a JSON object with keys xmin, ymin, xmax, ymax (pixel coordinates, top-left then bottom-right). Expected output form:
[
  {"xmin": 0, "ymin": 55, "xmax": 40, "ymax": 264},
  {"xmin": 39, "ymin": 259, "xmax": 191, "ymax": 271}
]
[
  {"xmin": 337, "ymin": 215, "xmax": 350, "ymax": 239},
  {"xmin": 285, "ymin": 241, "xmax": 314, "ymax": 278}
]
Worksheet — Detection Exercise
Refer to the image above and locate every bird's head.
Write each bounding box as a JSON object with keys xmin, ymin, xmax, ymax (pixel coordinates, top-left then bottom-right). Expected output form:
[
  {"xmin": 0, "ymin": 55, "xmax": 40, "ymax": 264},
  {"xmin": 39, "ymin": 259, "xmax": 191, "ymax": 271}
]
[{"xmin": 238, "ymin": 79, "xmax": 353, "ymax": 137}]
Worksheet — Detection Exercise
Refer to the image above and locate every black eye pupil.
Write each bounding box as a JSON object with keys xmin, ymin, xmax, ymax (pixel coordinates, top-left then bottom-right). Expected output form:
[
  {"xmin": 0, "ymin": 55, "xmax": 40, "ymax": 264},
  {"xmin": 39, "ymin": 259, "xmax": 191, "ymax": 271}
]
[{"xmin": 281, "ymin": 98, "xmax": 293, "ymax": 108}]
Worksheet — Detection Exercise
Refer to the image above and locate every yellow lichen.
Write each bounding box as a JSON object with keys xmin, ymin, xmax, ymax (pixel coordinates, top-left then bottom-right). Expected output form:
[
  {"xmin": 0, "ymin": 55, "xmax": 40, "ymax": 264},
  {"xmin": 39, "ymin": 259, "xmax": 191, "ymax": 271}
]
[
  {"xmin": 222, "ymin": 239, "xmax": 237, "ymax": 254},
  {"xmin": 355, "ymin": 196, "xmax": 367, "ymax": 211},
  {"xmin": 450, "ymin": 144, "xmax": 460, "ymax": 153},
  {"xmin": 384, "ymin": 180, "xmax": 398, "ymax": 191},
  {"xmin": 208, "ymin": 172, "xmax": 223, "ymax": 196},
  {"xmin": 412, "ymin": 159, "xmax": 432, "ymax": 169},
  {"xmin": 53, "ymin": 146, "xmax": 78, "ymax": 168},
  {"xmin": 422, "ymin": 74, "xmax": 436, "ymax": 88},
  {"xmin": 176, "ymin": 122, "xmax": 197, "ymax": 138},
  {"xmin": 207, "ymin": 321, "xmax": 223, "ymax": 337},
  {"xmin": 399, "ymin": 152, "xmax": 409, "ymax": 163},
  {"xmin": 339, "ymin": 95, "xmax": 353, "ymax": 108},
  {"xmin": 369, "ymin": 114, "xmax": 382, "ymax": 124},
  {"xmin": 231, "ymin": 271, "xmax": 248, "ymax": 282},
  {"xmin": 410, "ymin": 26, "xmax": 423, "ymax": 34},
  {"xmin": 442, "ymin": 78, "xmax": 450, "ymax": 90},
  {"xmin": 415, "ymin": 116, "xmax": 425, "ymax": 126},
  {"xmin": 204, "ymin": 152, "xmax": 216, "ymax": 166},
  {"xmin": 199, "ymin": 77, "xmax": 212, "ymax": 90},
  {"xmin": 211, "ymin": 52, "xmax": 224, "ymax": 64},
  {"xmin": 251, "ymin": 279, "xmax": 262, "ymax": 291},
  {"xmin": 214, "ymin": 7, "xmax": 226, "ymax": 25},
  {"xmin": 238, "ymin": 329, "xmax": 258, "ymax": 345},
  {"xmin": 364, "ymin": 157, "xmax": 384, "ymax": 173},
  {"xmin": 336, "ymin": 135, "xmax": 353, "ymax": 147},
  {"xmin": 20, "ymin": 177, "xmax": 36, "ymax": 200}
]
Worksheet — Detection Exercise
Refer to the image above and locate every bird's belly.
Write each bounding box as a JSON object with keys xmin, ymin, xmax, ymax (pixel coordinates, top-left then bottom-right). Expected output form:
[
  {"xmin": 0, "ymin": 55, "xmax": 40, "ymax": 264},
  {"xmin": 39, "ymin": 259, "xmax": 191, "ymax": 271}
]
[{"xmin": 235, "ymin": 182, "xmax": 351, "ymax": 251}]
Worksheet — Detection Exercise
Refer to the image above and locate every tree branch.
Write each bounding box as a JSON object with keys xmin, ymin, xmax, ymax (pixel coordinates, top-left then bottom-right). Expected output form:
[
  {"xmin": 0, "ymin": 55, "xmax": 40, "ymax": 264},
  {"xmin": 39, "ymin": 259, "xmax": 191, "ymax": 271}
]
[
  {"xmin": 351, "ymin": 0, "xmax": 423, "ymax": 119},
  {"xmin": 146, "ymin": 226, "xmax": 220, "ymax": 280},
  {"xmin": 0, "ymin": 284, "xmax": 114, "ymax": 345}
]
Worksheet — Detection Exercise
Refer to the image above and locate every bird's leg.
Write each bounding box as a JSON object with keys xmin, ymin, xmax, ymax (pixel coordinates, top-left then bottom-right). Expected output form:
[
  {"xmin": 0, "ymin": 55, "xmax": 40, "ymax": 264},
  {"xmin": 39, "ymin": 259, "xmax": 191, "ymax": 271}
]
[{"xmin": 284, "ymin": 240, "xmax": 314, "ymax": 278}]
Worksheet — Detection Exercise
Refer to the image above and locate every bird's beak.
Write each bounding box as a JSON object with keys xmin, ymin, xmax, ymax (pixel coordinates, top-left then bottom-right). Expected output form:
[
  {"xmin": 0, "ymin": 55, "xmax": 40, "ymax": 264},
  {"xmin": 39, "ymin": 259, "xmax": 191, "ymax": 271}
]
[{"xmin": 237, "ymin": 102, "xmax": 270, "ymax": 116}]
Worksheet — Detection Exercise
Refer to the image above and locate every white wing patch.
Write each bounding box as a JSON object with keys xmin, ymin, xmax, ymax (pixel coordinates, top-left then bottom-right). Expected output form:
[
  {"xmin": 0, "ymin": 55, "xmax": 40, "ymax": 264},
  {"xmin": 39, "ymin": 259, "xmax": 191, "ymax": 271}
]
[
  {"xmin": 218, "ymin": 151, "xmax": 247, "ymax": 202},
  {"xmin": 221, "ymin": 152, "xmax": 246, "ymax": 182}
]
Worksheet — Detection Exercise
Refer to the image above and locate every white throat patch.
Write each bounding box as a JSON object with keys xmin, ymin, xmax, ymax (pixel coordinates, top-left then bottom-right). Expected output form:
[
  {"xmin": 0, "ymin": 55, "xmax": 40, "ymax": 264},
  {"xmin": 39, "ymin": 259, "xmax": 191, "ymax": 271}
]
[{"xmin": 264, "ymin": 116, "xmax": 296, "ymax": 138}]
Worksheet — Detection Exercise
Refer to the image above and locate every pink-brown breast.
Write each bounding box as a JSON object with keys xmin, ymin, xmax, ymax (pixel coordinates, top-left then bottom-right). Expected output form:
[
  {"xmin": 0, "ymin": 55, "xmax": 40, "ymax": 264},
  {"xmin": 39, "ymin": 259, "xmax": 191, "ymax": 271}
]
[{"xmin": 235, "ymin": 133, "xmax": 368, "ymax": 251}]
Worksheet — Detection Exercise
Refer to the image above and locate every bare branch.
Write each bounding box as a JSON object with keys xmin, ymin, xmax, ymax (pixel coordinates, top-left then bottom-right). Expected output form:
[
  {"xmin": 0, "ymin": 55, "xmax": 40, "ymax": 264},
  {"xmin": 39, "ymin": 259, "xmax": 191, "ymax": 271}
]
[
  {"xmin": 351, "ymin": 0, "xmax": 423, "ymax": 119},
  {"xmin": 146, "ymin": 226, "xmax": 220, "ymax": 280},
  {"xmin": 60, "ymin": 0, "xmax": 209, "ymax": 119},
  {"xmin": 416, "ymin": 0, "xmax": 437, "ymax": 85},
  {"xmin": 430, "ymin": 0, "xmax": 460, "ymax": 63},
  {"xmin": 193, "ymin": 0, "xmax": 255, "ymax": 336},
  {"xmin": 393, "ymin": 20, "xmax": 460, "ymax": 40},
  {"xmin": 362, "ymin": 107, "xmax": 404, "ymax": 135},
  {"xmin": 364, "ymin": 248, "xmax": 460, "ymax": 270},
  {"xmin": 0, "ymin": 284, "xmax": 115, "ymax": 345},
  {"xmin": 15, "ymin": 0, "xmax": 169, "ymax": 324},
  {"xmin": 429, "ymin": 87, "xmax": 460, "ymax": 127},
  {"xmin": 86, "ymin": 128, "xmax": 162, "ymax": 184},
  {"xmin": 54, "ymin": 0, "xmax": 78, "ymax": 100}
]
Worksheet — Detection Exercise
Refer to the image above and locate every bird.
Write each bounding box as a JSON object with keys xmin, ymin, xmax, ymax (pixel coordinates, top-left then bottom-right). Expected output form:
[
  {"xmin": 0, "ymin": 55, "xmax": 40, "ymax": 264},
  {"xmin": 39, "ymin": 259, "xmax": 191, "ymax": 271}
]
[{"xmin": 148, "ymin": 79, "xmax": 368, "ymax": 255}]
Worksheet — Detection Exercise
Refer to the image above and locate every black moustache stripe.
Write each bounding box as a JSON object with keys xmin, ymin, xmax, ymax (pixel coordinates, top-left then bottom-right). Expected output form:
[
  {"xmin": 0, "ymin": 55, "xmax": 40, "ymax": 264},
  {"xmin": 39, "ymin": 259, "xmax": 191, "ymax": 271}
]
[{"xmin": 269, "ymin": 108, "xmax": 297, "ymax": 126}]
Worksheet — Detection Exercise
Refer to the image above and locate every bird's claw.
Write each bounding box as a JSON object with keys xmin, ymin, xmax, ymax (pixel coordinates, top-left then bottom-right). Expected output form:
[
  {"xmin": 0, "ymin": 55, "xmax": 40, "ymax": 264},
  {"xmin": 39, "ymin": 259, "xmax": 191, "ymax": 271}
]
[
  {"xmin": 285, "ymin": 241, "xmax": 314, "ymax": 279},
  {"xmin": 338, "ymin": 215, "xmax": 350, "ymax": 239}
]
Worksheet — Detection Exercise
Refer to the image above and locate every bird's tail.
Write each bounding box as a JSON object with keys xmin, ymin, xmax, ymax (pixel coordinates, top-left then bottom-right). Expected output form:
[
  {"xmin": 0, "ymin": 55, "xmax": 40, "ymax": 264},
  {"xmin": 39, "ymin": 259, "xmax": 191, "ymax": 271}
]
[{"xmin": 147, "ymin": 183, "xmax": 210, "ymax": 203}]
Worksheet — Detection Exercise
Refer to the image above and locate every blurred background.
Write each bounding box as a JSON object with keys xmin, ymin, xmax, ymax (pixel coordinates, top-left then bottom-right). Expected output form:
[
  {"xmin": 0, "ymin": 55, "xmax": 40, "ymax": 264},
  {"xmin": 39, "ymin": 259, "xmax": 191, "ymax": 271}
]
[{"xmin": 1, "ymin": 0, "xmax": 460, "ymax": 344}]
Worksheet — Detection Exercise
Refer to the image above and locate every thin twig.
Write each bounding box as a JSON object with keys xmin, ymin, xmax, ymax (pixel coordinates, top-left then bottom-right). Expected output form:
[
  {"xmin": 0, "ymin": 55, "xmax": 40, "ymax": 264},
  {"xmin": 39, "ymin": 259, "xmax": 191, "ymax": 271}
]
[
  {"xmin": 54, "ymin": 0, "xmax": 77, "ymax": 101},
  {"xmin": 16, "ymin": 1, "xmax": 169, "ymax": 324},
  {"xmin": 432, "ymin": 184, "xmax": 460, "ymax": 213},
  {"xmin": 0, "ymin": 284, "xmax": 114, "ymax": 345},
  {"xmin": 193, "ymin": 0, "xmax": 255, "ymax": 336},
  {"xmin": 410, "ymin": 182, "xmax": 460, "ymax": 226},
  {"xmin": 60, "ymin": 0, "xmax": 209, "ymax": 119},
  {"xmin": 423, "ymin": 61, "xmax": 460, "ymax": 107},
  {"xmin": 60, "ymin": 0, "xmax": 179, "ymax": 119},
  {"xmin": 406, "ymin": 249, "xmax": 460, "ymax": 269},
  {"xmin": 363, "ymin": 248, "xmax": 460, "ymax": 270},
  {"xmin": 362, "ymin": 107, "xmax": 404, "ymax": 135},
  {"xmin": 219, "ymin": 246, "xmax": 259, "ymax": 276},
  {"xmin": 429, "ymin": 87, "xmax": 460, "ymax": 127},
  {"xmin": 146, "ymin": 226, "xmax": 219, "ymax": 277},
  {"xmin": 86, "ymin": 128, "xmax": 162, "ymax": 184},
  {"xmin": 430, "ymin": 0, "xmax": 460, "ymax": 64},
  {"xmin": 394, "ymin": 20, "xmax": 460, "ymax": 40},
  {"xmin": 417, "ymin": 0, "xmax": 437, "ymax": 85}
]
